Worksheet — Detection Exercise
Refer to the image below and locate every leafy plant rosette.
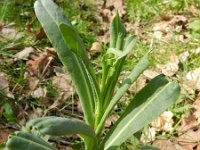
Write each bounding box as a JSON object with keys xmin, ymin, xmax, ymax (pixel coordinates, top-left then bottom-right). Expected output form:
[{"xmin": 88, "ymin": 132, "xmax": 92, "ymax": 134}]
[{"xmin": 3, "ymin": 0, "xmax": 180, "ymax": 149}]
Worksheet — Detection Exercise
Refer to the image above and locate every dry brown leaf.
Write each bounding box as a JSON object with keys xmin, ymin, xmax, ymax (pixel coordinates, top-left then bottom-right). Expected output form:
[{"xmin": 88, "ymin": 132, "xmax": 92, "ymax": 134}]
[
  {"xmin": 153, "ymin": 21, "xmax": 170, "ymax": 40},
  {"xmin": 143, "ymin": 69, "xmax": 160, "ymax": 79},
  {"xmin": 0, "ymin": 72, "xmax": 9, "ymax": 94},
  {"xmin": 181, "ymin": 82, "xmax": 195, "ymax": 95},
  {"xmin": 178, "ymin": 34, "xmax": 188, "ymax": 43},
  {"xmin": 0, "ymin": 23, "xmax": 23, "ymax": 41},
  {"xmin": 90, "ymin": 42, "xmax": 102, "ymax": 53},
  {"xmin": 125, "ymin": 22, "xmax": 140, "ymax": 36},
  {"xmin": 35, "ymin": 27, "xmax": 46, "ymax": 40},
  {"xmin": 129, "ymin": 77, "xmax": 147, "ymax": 93},
  {"xmin": 151, "ymin": 16, "xmax": 187, "ymax": 41},
  {"xmin": 76, "ymin": 99, "xmax": 83, "ymax": 114},
  {"xmin": 178, "ymin": 110, "xmax": 197, "ymax": 131},
  {"xmin": 20, "ymin": 11, "xmax": 33, "ymax": 18},
  {"xmin": 168, "ymin": 15, "xmax": 188, "ymax": 26},
  {"xmin": 152, "ymin": 16, "xmax": 187, "ymax": 41},
  {"xmin": 170, "ymin": 54, "xmax": 180, "ymax": 64},
  {"xmin": 195, "ymin": 91, "xmax": 200, "ymax": 99},
  {"xmin": 157, "ymin": 63, "xmax": 179, "ymax": 76},
  {"xmin": 26, "ymin": 53, "xmax": 49, "ymax": 76},
  {"xmin": 193, "ymin": 47, "xmax": 200, "ymax": 55},
  {"xmin": 24, "ymin": 76, "xmax": 39, "ymax": 91},
  {"xmin": 153, "ymin": 140, "xmax": 184, "ymax": 150},
  {"xmin": 26, "ymin": 23, "xmax": 34, "ymax": 33},
  {"xmin": 177, "ymin": 128, "xmax": 200, "ymax": 150},
  {"xmin": 105, "ymin": 114, "xmax": 119, "ymax": 128},
  {"xmin": 193, "ymin": 100, "xmax": 200, "ymax": 123},
  {"xmin": 53, "ymin": 66, "xmax": 65, "ymax": 76},
  {"xmin": 152, "ymin": 29, "xmax": 173, "ymax": 40},
  {"xmin": 52, "ymin": 73, "xmax": 74, "ymax": 100},
  {"xmin": 41, "ymin": 70, "xmax": 75, "ymax": 113},
  {"xmin": 156, "ymin": 55, "xmax": 179, "ymax": 76},
  {"xmin": 186, "ymin": 68, "xmax": 200, "ymax": 90},
  {"xmin": 0, "ymin": 72, "xmax": 14, "ymax": 98},
  {"xmin": 26, "ymin": 48, "xmax": 56, "ymax": 77},
  {"xmin": 140, "ymin": 127, "xmax": 156, "ymax": 142},
  {"xmin": 153, "ymin": 21, "xmax": 170, "ymax": 33},
  {"xmin": 197, "ymin": 143, "xmax": 200, "ymax": 150},
  {"xmin": 14, "ymin": 47, "xmax": 34, "ymax": 60},
  {"xmin": 27, "ymin": 108, "xmax": 44, "ymax": 120},
  {"xmin": 97, "ymin": 32, "xmax": 109, "ymax": 44},
  {"xmin": 101, "ymin": 9, "xmax": 112, "ymax": 22},
  {"xmin": 44, "ymin": 100, "xmax": 61, "ymax": 114},
  {"xmin": 0, "ymin": 125, "xmax": 15, "ymax": 143},
  {"xmin": 178, "ymin": 51, "xmax": 189, "ymax": 63},
  {"xmin": 151, "ymin": 111, "xmax": 174, "ymax": 132},
  {"xmin": 57, "ymin": 146, "xmax": 73, "ymax": 150},
  {"xmin": 105, "ymin": 0, "xmax": 125, "ymax": 17},
  {"xmin": 188, "ymin": 5, "xmax": 199, "ymax": 16},
  {"xmin": 31, "ymin": 87, "xmax": 47, "ymax": 99},
  {"xmin": 154, "ymin": 31, "xmax": 163, "ymax": 40},
  {"xmin": 5, "ymin": 43, "xmax": 24, "ymax": 50}
]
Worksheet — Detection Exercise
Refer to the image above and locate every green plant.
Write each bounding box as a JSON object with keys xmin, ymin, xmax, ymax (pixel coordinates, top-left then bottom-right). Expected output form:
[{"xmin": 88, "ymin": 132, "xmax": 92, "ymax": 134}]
[
  {"xmin": 188, "ymin": 19, "xmax": 200, "ymax": 42},
  {"xmin": 125, "ymin": 0, "xmax": 189, "ymax": 23},
  {"xmin": 3, "ymin": 0, "xmax": 180, "ymax": 149},
  {"xmin": 0, "ymin": 0, "xmax": 35, "ymax": 26},
  {"xmin": 125, "ymin": 0, "xmax": 161, "ymax": 23}
]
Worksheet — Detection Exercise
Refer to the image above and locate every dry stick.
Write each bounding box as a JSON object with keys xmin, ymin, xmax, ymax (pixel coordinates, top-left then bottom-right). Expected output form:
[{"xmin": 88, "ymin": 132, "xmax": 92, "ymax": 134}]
[
  {"xmin": 42, "ymin": 56, "xmax": 53, "ymax": 77},
  {"xmin": 11, "ymin": 83, "xmax": 19, "ymax": 93}
]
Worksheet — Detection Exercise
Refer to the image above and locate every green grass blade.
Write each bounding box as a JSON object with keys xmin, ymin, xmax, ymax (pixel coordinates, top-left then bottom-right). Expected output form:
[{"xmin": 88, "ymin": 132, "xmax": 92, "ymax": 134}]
[
  {"xmin": 101, "ymin": 75, "xmax": 180, "ymax": 149},
  {"xmin": 6, "ymin": 131, "xmax": 56, "ymax": 150},
  {"xmin": 34, "ymin": 0, "xmax": 97, "ymax": 126},
  {"xmin": 96, "ymin": 55, "xmax": 149, "ymax": 136}
]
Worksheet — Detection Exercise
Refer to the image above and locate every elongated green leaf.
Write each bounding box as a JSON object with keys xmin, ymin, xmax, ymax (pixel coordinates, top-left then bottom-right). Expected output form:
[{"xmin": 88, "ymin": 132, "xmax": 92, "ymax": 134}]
[
  {"xmin": 59, "ymin": 23, "xmax": 100, "ymax": 105},
  {"xmin": 107, "ymin": 37, "xmax": 136, "ymax": 60},
  {"xmin": 101, "ymin": 13, "xmax": 125, "ymax": 89},
  {"xmin": 121, "ymin": 36, "xmax": 136, "ymax": 59},
  {"xmin": 25, "ymin": 116, "xmax": 97, "ymax": 150},
  {"xmin": 101, "ymin": 13, "xmax": 128, "ymax": 110},
  {"xmin": 34, "ymin": 0, "xmax": 97, "ymax": 126},
  {"xmin": 101, "ymin": 75, "xmax": 180, "ymax": 149},
  {"xmin": 124, "ymin": 35, "xmax": 135, "ymax": 48},
  {"xmin": 25, "ymin": 116, "xmax": 96, "ymax": 138},
  {"xmin": 109, "ymin": 13, "xmax": 125, "ymax": 48},
  {"xmin": 58, "ymin": 23, "xmax": 99, "ymax": 92},
  {"xmin": 6, "ymin": 131, "xmax": 56, "ymax": 150},
  {"xmin": 59, "ymin": 23, "xmax": 85, "ymax": 55},
  {"xmin": 97, "ymin": 13, "xmax": 127, "ymax": 128},
  {"xmin": 96, "ymin": 55, "xmax": 149, "ymax": 136}
]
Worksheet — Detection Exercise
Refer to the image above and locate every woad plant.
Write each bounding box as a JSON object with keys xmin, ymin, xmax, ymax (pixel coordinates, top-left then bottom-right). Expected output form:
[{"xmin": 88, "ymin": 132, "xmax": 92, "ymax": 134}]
[{"xmin": 3, "ymin": 0, "xmax": 180, "ymax": 149}]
